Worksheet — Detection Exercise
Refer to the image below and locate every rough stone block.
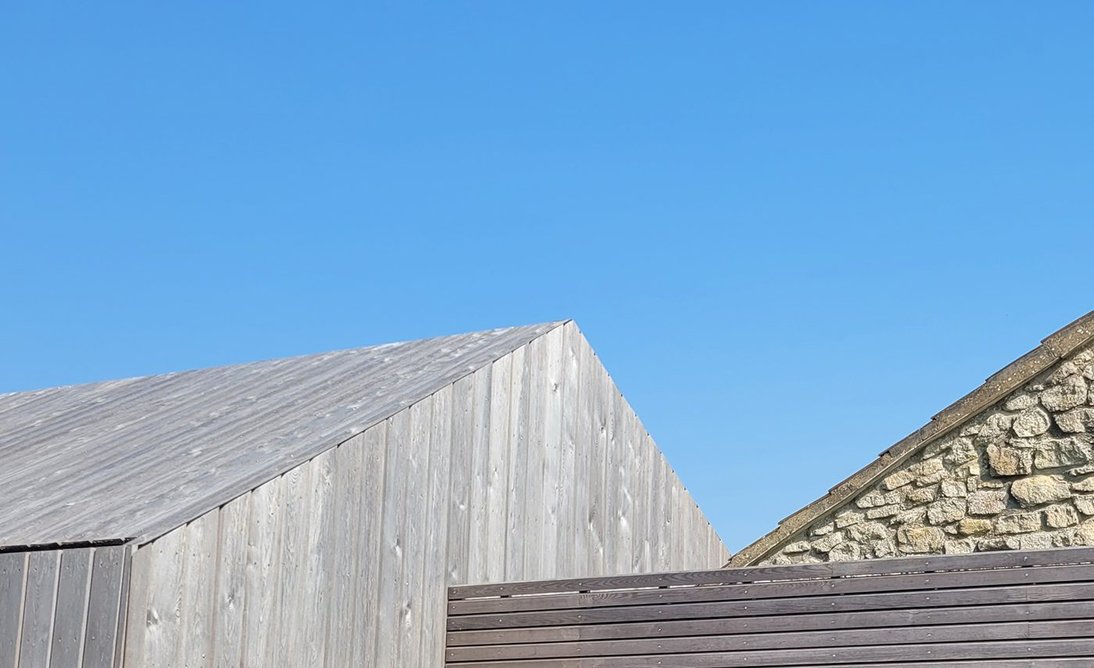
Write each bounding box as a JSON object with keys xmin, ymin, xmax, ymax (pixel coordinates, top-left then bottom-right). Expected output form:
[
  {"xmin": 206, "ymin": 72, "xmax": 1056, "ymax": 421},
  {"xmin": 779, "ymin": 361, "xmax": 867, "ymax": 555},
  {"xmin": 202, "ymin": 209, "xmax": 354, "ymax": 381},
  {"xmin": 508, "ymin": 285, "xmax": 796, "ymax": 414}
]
[
  {"xmin": 967, "ymin": 489, "xmax": 1008, "ymax": 515},
  {"xmin": 915, "ymin": 472, "xmax": 946, "ymax": 486},
  {"xmin": 1004, "ymin": 393, "xmax": 1037, "ymax": 411},
  {"xmin": 1017, "ymin": 533, "xmax": 1054, "ymax": 550},
  {"xmin": 976, "ymin": 536, "xmax": 1010, "ymax": 551},
  {"xmin": 945, "ymin": 439, "xmax": 978, "ymax": 464},
  {"xmin": 957, "ymin": 518, "xmax": 992, "ymax": 535},
  {"xmin": 944, "ymin": 538, "xmax": 975, "ymax": 554},
  {"xmin": 907, "ymin": 487, "xmax": 938, "ymax": 505},
  {"xmin": 872, "ymin": 539, "xmax": 897, "ymax": 558},
  {"xmin": 854, "ymin": 490, "xmax": 886, "ymax": 509},
  {"xmin": 987, "ymin": 444, "xmax": 1033, "ymax": 476},
  {"xmin": 1033, "ymin": 443, "xmax": 1062, "ymax": 470},
  {"xmin": 883, "ymin": 488, "xmax": 907, "ymax": 505},
  {"xmin": 1075, "ymin": 496, "xmax": 1094, "ymax": 516},
  {"xmin": 897, "ymin": 526, "xmax": 945, "ymax": 553},
  {"xmin": 892, "ymin": 507, "xmax": 927, "ymax": 525},
  {"xmin": 1057, "ymin": 407, "xmax": 1094, "ymax": 433},
  {"xmin": 1045, "ymin": 504, "xmax": 1079, "ymax": 528},
  {"xmin": 782, "ymin": 541, "xmax": 811, "ymax": 554},
  {"xmin": 909, "ymin": 458, "xmax": 945, "ymax": 480},
  {"xmin": 927, "ymin": 498, "xmax": 967, "ymax": 525},
  {"xmin": 1042, "ymin": 375, "xmax": 1088, "ymax": 412},
  {"xmin": 1077, "ymin": 523, "xmax": 1094, "ymax": 545},
  {"xmin": 941, "ymin": 481, "xmax": 968, "ymax": 498},
  {"xmin": 1012, "ymin": 407, "xmax": 1051, "ymax": 437},
  {"xmin": 835, "ymin": 510, "xmax": 864, "ymax": 528},
  {"xmin": 1057, "ymin": 438, "xmax": 1094, "ymax": 466},
  {"xmin": 847, "ymin": 521, "xmax": 888, "ymax": 544},
  {"xmin": 865, "ymin": 504, "xmax": 901, "ymax": 520},
  {"xmin": 812, "ymin": 531, "xmax": 844, "ymax": 553},
  {"xmin": 882, "ymin": 470, "xmax": 915, "ymax": 491},
  {"xmin": 993, "ymin": 511, "xmax": 1042, "ymax": 534},
  {"xmin": 1010, "ymin": 475, "xmax": 1071, "ymax": 507},
  {"xmin": 1072, "ymin": 477, "xmax": 1094, "ymax": 492},
  {"xmin": 827, "ymin": 542, "xmax": 862, "ymax": 561}
]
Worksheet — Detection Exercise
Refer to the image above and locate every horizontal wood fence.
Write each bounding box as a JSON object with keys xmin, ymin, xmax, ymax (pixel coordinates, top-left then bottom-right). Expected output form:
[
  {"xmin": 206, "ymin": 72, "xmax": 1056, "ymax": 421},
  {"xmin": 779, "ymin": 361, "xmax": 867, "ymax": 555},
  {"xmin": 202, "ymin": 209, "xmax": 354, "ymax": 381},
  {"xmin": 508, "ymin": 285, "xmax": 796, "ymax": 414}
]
[{"xmin": 446, "ymin": 546, "xmax": 1094, "ymax": 667}]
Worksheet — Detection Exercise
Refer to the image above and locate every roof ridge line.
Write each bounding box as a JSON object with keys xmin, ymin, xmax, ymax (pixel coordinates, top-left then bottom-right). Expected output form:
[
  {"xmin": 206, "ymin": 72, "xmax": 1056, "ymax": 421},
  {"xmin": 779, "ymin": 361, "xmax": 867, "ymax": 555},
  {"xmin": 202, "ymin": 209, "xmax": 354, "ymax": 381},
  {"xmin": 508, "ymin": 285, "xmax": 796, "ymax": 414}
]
[{"xmin": 729, "ymin": 309, "xmax": 1094, "ymax": 567}]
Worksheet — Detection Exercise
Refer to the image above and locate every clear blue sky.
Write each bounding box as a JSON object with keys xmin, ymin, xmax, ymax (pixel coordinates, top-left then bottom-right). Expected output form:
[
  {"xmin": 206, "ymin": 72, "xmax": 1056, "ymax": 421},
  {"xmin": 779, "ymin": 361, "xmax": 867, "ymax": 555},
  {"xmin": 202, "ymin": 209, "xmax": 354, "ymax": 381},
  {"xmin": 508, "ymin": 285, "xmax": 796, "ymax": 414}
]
[{"xmin": 2, "ymin": 3, "xmax": 1092, "ymax": 553}]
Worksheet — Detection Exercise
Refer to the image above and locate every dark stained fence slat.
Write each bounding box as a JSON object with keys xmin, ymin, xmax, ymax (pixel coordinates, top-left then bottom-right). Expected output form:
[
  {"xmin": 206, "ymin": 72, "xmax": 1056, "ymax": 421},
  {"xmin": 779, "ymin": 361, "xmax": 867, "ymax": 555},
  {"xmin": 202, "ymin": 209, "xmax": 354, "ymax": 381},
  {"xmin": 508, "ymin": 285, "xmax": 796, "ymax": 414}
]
[
  {"xmin": 446, "ymin": 638, "xmax": 1094, "ymax": 667},
  {"xmin": 447, "ymin": 581, "xmax": 1094, "ymax": 631},
  {"xmin": 449, "ymin": 546, "xmax": 1094, "ymax": 600},
  {"xmin": 0, "ymin": 553, "xmax": 27, "ymax": 668},
  {"xmin": 447, "ymin": 550, "xmax": 1094, "ymax": 667},
  {"xmin": 448, "ymin": 564, "xmax": 1094, "ymax": 616},
  {"xmin": 447, "ymin": 600, "xmax": 1094, "ymax": 647},
  {"xmin": 447, "ymin": 620, "xmax": 1094, "ymax": 662}
]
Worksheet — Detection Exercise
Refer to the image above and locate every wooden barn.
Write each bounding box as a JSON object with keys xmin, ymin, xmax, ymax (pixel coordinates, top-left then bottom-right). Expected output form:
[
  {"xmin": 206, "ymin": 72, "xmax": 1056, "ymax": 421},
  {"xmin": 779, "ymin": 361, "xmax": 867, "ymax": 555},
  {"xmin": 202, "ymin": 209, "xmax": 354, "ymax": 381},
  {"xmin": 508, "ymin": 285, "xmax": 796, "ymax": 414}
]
[{"xmin": 0, "ymin": 321, "xmax": 727, "ymax": 667}]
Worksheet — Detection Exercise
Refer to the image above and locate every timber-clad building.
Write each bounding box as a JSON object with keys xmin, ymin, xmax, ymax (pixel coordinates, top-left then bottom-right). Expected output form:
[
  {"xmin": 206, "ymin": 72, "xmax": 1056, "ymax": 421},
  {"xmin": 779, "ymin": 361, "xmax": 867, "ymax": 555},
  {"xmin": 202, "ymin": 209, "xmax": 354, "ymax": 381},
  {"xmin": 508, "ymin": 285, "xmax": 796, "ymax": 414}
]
[{"xmin": 0, "ymin": 321, "xmax": 725, "ymax": 667}]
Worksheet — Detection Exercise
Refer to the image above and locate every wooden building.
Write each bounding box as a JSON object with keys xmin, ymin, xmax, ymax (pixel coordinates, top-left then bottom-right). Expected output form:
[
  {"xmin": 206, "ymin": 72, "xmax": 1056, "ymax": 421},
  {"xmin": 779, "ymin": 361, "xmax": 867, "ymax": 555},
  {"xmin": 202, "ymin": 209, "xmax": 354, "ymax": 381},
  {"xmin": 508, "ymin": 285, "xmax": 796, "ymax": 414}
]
[{"xmin": 0, "ymin": 321, "xmax": 727, "ymax": 667}]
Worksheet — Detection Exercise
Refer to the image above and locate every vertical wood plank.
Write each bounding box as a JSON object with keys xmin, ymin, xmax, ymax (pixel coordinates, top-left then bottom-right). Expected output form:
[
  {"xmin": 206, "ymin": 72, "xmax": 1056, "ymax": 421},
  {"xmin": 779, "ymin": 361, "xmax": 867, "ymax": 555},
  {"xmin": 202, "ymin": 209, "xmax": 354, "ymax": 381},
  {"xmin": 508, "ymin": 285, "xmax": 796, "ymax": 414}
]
[
  {"xmin": 419, "ymin": 386, "xmax": 452, "ymax": 665},
  {"xmin": 0, "ymin": 552, "xmax": 26, "ymax": 668},
  {"xmin": 305, "ymin": 448, "xmax": 335, "ymax": 667},
  {"xmin": 356, "ymin": 423, "xmax": 387, "ymax": 667},
  {"xmin": 447, "ymin": 376, "xmax": 474, "ymax": 585},
  {"xmin": 211, "ymin": 494, "xmax": 249, "ymax": 668},
  {"xmin": 49, "ymin": 548, "xmax": 92, "ymax": 668},
  {"xmin": 633, "ymin": 428, "xmax": 653, "ymax": 573},
  {"xmin": 611, "ymin": 387, "xmax": 633, "ymax": 574},
  {"xmin": 485, "ymin": 355, "xmax": 512, "ymax": 584},
  {"xmin": 466, "ymin": 366, "xmax": 492, "ymax": 584},
  {"xmin": 653, "ymin": 454, "xmax": 671, "ymax": 571},
  {"xmin": 375, "ymin": 411, "xmax": 409, "ymax": 666},
  {"xmin": 124, "ymin": 527, "xmax": 185, "ymax": 668},
  {"xmin": 668, "ymin": 459, "xmax": 680, "ymax": 571},
  {"xmin": 503, "ymin": 345, "xmax": 528, "ymax": 581},
  {"xmin": 522, "ymin": 335, "xmax": 547, "ymax": 580},
  {"xmin": 599, "ymin": 361, "xmax": 617, "ymax": 575},
  {"xmin": 178, "ymin": 510, "xmax": 217, "ymax": 666},
  {"xmin": 555, "ymin": 324, "xmax": 579, "ymax": 576},
  {"xmin": 241, "ymin": 473, "xmax": 283, "ymax": 668},
  {"xmin": 398, "ymin": 397, "xmax": 432, "ymax": 665},
  {"xmin": 541, "ymin": 327, "xmax": 564, "ymax": 577},
  {"xmin": 276, "ymin": 462, "xmax": 313, "ymax": 663},
  {"xmin": 19, "ymin": 550, "xmax": 59, "ymax": 667},
  {"xmin": 571, "ymin": 329, "xmax": 592, "ymax": 576},
  {"xmin": 82, "ymin": 546, "xmax": 126, "ymax": 668},
  {"xmin": 586, "ymin": 350, "xmax": 608, "ymax": 574},
  {"xmin": 326, "ymin": 435, "xmax": 363, "ymax": 668}
]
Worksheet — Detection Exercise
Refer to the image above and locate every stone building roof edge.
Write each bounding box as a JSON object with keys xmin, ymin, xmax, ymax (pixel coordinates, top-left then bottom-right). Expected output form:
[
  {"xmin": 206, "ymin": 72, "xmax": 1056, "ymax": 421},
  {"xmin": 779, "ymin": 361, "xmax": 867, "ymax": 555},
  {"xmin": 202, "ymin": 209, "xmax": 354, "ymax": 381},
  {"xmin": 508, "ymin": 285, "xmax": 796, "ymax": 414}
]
[{"xmin": 728, "ymin": 309, "xmax": 1094, "ymax": 567}]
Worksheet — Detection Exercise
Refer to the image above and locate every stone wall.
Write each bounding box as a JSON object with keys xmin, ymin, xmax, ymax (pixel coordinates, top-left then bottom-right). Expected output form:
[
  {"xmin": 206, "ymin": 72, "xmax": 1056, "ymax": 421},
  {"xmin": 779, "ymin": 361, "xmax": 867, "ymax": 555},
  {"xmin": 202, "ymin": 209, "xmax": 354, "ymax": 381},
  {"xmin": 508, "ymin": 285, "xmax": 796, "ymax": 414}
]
[{"xmin": 763, "ymin": 343, "xmax": 1094, "ymax": 565}]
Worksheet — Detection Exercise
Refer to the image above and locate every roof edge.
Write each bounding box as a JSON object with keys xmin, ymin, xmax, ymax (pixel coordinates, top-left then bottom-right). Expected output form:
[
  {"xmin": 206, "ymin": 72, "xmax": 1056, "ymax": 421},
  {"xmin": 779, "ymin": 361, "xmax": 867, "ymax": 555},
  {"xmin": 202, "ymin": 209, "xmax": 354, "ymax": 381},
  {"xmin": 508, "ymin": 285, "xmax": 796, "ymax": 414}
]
[
  {"xmin": 729, "ymin": 309, "xmax": 1094, "ymax": 567},
  {"xmin": 130, "ymin": 320, "xmax": 572, "ymax": 547}
]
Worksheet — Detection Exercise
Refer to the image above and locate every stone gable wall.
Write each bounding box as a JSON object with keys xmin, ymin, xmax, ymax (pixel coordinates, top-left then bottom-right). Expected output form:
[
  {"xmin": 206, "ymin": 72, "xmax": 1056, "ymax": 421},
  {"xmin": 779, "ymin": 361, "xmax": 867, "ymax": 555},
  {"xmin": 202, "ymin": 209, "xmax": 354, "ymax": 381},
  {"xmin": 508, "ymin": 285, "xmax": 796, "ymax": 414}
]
[{"xmin": 762, "ymin": 343, "xmax": 1094, "ymax": 565}]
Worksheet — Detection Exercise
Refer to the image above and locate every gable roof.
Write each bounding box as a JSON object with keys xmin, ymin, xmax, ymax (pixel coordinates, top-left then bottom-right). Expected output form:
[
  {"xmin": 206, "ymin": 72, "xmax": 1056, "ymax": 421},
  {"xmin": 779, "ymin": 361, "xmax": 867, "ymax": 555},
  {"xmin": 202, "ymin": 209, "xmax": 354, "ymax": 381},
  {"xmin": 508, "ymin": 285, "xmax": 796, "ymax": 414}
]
[
  {"xmin": 730, "ymin": 310, "xmax": 1094, "ymax": 566},
  {"xmin": 0, "ymin": 322, "xmax": 563, "ymax": 549}
]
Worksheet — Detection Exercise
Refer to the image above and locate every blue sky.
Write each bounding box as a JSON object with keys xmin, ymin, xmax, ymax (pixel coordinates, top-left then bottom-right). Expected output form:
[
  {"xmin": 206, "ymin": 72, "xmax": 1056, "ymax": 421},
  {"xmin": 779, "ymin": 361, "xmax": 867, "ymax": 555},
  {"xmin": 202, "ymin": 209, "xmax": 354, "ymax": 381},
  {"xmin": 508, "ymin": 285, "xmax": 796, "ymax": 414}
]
[{"xmin": 2, "ymin": 3, "xmax": 1092, "ymax": 552}]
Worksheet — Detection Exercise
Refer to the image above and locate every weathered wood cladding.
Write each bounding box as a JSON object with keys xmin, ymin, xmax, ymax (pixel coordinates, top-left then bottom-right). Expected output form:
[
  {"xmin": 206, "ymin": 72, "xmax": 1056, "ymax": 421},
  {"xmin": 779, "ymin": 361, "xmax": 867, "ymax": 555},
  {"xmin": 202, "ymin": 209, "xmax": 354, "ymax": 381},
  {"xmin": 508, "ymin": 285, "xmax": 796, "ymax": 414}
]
[
  {"xmin": 445, "ymin": 546, "xmax": 1094, "ymax": 667},
  {"xmin": 122, "ymin": 323, "xmax": 726, "ymax": 666},
  {"xmin": 0, "ymin": 545, "xmax": 130, "ymax": 668}
]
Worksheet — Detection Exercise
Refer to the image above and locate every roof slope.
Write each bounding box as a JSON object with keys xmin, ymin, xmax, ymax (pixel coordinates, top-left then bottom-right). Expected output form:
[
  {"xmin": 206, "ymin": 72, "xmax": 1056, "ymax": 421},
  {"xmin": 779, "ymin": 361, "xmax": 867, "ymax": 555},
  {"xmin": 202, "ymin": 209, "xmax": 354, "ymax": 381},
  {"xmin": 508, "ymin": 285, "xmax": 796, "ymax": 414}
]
[
  {"xmin": 0, "ymin": 322, "xmax": 562, "ymax": 548},
  {"xmin": 731, "ymin": 310, "xmax": 1094, "ymax": 566}
]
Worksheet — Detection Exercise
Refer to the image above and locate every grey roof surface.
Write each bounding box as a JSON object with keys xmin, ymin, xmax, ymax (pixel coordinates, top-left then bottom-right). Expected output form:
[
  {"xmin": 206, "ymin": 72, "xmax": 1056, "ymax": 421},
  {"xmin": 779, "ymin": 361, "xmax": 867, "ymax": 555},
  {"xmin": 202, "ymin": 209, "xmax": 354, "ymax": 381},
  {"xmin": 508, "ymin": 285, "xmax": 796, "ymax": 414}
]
[{"xmin": 0, "ymin": 322, "xmax": 562, "ymax": 548}]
